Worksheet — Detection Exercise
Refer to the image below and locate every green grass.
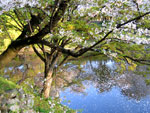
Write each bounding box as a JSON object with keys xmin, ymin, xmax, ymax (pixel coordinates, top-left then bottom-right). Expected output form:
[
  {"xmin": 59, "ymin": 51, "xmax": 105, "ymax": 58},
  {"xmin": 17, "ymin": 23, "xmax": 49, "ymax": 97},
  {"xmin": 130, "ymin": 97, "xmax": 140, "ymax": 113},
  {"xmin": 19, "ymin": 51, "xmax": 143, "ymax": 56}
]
[
  {"xmin": 0, "ymin": 77, "xmax": 75, "ymax": 112},
  {"xmin": 0, "ymin": 77, "xmax": 17, "ymax": 93},
  {"xmin": 34, "ymin": 96, "xmax": 76, "ymax": 113}
]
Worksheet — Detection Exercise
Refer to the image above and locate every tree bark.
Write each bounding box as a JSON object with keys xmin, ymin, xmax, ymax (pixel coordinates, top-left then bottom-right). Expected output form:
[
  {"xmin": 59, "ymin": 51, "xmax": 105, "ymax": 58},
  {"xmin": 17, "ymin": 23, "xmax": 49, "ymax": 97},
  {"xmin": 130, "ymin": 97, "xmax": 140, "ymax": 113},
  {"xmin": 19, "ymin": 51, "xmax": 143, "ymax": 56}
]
[
  {"xmin": 0, "ymin": 46, "xmax": 21, "ymax": 68},
  {"xmin": 41, "ymin": 52, "xmax": 61, "ymax": 98},
  {"xmin": 43, "ymin": 70, "xmax": 53, "ymax": 98},
  {"xmin": 42, "ymin": 62, "xmax": 54, "ymax": 98},
  {"xmin": 0, "ymin": 38, "xmax": 29, "ymax": 69},
  {"xmin": 0, "ymin": 0, "xmax": 71, "ymax": 69}
]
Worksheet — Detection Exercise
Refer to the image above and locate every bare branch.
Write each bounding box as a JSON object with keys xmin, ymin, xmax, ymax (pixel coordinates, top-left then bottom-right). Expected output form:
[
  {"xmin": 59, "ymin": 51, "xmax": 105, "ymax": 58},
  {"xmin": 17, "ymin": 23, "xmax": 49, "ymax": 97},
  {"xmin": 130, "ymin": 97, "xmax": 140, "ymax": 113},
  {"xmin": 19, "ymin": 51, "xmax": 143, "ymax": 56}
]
[
  {"xmin": 7, "ymin": 23, "xmax": 22, "ymax": 31},
  {"xmin": 50, "ymin": 0, "xmax": 71, "ymax": 29},
  {"xmin": 6, "ymin": 13, "xmax": 23, "ymax": 29},
  {"xmin": 0, "ymin": 18, "xmax": 13, "ymax": 42},
  {"xmin": 124, "ymin": 56, "xmax": 150, "ymax": 65},
  {"xmin": 49, "ymin": 0, "xmax": 60, "ymax": 32},
  {"xmin": 58, "ymin": 55, "xmax": 69, "ymax": 67},
  {"xmin": 39, "ymin": 40, "xmax": 77, "ymax": 56},
  {"xmin": 14, "ymin": 10, "xmax": 25, "ymax": 27},
  {"xmin": 37, "ymin": 44, "xmax": 46, "ymax": 58},
  {"xmin": 32, "ymin": 45, "xmax": 45, "ymax": 62},
  {"xmin": 132, "ymin": 0, "xmax": 141, "ymax": 15}
]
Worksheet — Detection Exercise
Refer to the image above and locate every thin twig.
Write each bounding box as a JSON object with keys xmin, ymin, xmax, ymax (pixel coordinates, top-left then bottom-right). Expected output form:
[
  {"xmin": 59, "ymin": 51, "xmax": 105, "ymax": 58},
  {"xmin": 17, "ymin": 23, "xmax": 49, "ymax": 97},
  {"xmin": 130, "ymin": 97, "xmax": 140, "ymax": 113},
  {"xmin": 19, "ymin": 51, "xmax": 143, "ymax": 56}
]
[
  {"xmin": 49, "ymin": 0, "xmax": 60, "ymax": 32},
  {"xmin": 0, "ymin": 18, "xmax": 13, "ymax": 42},
  {"xmin": 124, "ymin": 55, "xmax": 150, "ymax": 65},
  {"xmin": 25, "ymin": 10, "xmax": 33, "ymax": 33},
  {"xmin": 58, "ymin": 55, "xmax": 69, "ymax": 67},
  {"xmin": 14, "ymin": 9, "xmax": 24, "ymax": 27},
  {"xmin": 132, "ymin": 0, "xmax": 141, "ymax": 15},
  {"xmin": 6, "ymin": 13, "xmax": 23, "ymax": 29}
]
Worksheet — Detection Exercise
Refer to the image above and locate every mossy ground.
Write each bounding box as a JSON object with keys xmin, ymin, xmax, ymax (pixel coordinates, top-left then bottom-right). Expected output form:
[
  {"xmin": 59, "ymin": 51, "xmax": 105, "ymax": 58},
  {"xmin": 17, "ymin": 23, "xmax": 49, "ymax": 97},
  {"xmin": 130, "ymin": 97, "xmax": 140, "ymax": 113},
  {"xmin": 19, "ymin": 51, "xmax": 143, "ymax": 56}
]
[
  {"xmin": 0, "ymin": 77, "xmax": 17, "ymax": 93},
  {"xmin": 0, "ymin": 77, "xmax": 76, "ymax": 112},
  {"xmin": 34, "ymin": 96, "xmax": 76, "ymax": 113}
]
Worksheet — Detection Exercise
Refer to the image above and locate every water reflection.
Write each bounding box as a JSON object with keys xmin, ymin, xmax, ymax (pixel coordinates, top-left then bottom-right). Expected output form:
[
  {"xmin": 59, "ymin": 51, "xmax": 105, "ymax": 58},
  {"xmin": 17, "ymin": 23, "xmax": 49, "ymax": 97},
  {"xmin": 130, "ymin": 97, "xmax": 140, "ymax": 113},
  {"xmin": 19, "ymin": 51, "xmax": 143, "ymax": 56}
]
[
  {"xmin": 1, "ymin": 55, "xmax": 150, "ymax": 113},
  {"xmin": 58, "ymin": 59, "xmax": 150, "ymax": 113},
  {"xmin": 0, "ymin": 55, "xmax": 44, "ymax": 84},
  {"xmin": 58, "ymin": 59, "xmax": 150, "ymax": 99}
]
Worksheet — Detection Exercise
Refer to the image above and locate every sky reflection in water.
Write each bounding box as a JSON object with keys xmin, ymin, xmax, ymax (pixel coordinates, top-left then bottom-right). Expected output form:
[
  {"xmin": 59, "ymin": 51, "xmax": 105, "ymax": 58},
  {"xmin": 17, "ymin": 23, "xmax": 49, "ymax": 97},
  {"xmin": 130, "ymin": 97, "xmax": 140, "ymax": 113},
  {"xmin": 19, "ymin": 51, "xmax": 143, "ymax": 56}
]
[
  {"xmin": 2, "ymin": 56, "xmax": 150, "ymax": 113},
  {"xmin": 61, "ymin": 86, "xmax": 150, "ymax": 113},
  {"xmin": 60, "ymin": 60, "xmax": 150, "ymax": 113}
]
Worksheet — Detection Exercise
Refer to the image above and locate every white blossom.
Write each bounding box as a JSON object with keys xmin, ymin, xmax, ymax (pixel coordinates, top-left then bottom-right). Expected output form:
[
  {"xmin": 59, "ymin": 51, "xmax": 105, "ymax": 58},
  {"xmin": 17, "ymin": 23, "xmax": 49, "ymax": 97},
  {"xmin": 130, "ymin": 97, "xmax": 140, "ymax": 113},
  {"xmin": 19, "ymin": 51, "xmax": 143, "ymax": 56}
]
[
  {"xmin": 0, "ymin": 0, "xmax": 39, "ymax": 15},
  {"xmin": 110, "ymin": 53, "xmax": 117, "ymax": 57}
]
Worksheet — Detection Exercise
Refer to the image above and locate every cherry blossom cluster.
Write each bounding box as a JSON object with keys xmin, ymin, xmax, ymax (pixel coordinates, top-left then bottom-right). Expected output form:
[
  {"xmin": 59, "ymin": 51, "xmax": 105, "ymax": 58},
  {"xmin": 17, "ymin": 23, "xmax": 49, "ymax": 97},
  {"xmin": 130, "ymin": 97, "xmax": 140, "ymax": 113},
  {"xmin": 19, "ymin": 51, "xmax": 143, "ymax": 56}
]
[{"xmin": 0, "ymin": 0, "xmax": 39, "ymax": 15}]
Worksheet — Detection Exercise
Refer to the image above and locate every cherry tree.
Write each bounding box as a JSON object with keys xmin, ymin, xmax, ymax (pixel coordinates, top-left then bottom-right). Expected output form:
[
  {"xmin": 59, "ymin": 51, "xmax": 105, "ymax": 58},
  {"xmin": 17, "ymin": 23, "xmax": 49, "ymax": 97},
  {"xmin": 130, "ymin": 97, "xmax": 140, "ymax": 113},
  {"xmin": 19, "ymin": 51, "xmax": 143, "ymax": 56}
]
[{"xmin": 0, "ymin": 0, "xmax": 150, "ymax": 98}]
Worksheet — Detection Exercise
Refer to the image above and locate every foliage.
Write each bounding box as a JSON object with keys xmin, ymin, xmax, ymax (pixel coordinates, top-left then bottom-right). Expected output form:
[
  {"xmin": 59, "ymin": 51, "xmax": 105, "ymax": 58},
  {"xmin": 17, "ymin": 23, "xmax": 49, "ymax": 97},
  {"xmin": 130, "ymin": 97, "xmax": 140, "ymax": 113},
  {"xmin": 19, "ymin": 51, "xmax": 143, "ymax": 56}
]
[
  {"xmin": 0, "ymin": 76, "xmax": 75, "ymax": 112},
  {"xmin": 0, "ymin": 0, "xmax": 150, "ymax": 66},
  {"xmin": 0, "ymin": 77, "xmax": 17, "ymax": 93},
  {"xmin": 20, "ymin": 78, "xmax": 76, "ymax": 113},
  {"xmin": 34, "ymin": 96, "xmax": 75, "ymax": 113},
  {"xmin": 0, "ymin": 0, "xmax": 150, "ymax": 110}
]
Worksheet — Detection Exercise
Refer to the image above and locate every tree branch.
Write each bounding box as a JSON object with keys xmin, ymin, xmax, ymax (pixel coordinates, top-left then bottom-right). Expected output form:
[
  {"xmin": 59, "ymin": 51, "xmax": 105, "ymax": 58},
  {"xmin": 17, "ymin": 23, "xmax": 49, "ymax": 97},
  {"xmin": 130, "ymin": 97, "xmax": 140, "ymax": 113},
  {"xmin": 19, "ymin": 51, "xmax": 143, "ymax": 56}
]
[
  {"xmin": 116, "ymin": 11, "xmax": 150, "ymax": 28},
  {"xmin": 50, "ymin": 0, "xmax": 71, "ymax": 29},
  {"xmin": 32, "ymin": 45, "xmax": 45, "ymax": 62},
  {"xmin": 77, "ymin": 11, "xmax": 150, "ymax": 56},
  {"xmin": 58, "ymin": 55, "xmax": 69, "ymax": 67},
  {"xmin": 124, "ymin": 55, "xmax": 150, "ymax": 65},
  {"xmin": 0, "ymin": 18, "xmax": 13, "ymax": 42},
  {"xmin": 6, "ymin": 13, "xmax": 23, "ymax": 29},
  {"xmin": 14, "ymin": 10, "xmax": 25, "ymax": 27},
  {"xmin": 132, "ymin": 0, "xmax": 141, "ymax": 15}
]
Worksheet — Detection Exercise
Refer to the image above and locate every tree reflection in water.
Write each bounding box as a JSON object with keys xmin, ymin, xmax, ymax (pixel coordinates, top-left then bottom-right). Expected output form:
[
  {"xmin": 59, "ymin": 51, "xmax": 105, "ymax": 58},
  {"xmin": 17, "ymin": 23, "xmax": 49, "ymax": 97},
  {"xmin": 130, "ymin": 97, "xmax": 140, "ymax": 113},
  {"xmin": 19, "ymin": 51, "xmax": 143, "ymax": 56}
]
[
  {"xmin": 50, "ymin": 58, "xmax": 150, "ymax": 101},
  {"xmin": 1, "ymin": 55, "xmax": 150, "ymax": 101}
]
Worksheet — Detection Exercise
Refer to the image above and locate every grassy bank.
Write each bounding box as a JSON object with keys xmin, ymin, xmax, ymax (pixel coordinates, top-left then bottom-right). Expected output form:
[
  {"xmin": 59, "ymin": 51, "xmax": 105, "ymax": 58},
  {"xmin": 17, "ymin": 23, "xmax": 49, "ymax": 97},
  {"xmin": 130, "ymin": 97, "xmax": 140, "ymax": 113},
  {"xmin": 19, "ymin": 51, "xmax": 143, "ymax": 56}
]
[
  {"xmin": 0, "ymin": 77, "xmax": 76, "ymax": 113},
  {"xmin": 0, "ymin": 77, "xmax": 17, "ymax": 94}
]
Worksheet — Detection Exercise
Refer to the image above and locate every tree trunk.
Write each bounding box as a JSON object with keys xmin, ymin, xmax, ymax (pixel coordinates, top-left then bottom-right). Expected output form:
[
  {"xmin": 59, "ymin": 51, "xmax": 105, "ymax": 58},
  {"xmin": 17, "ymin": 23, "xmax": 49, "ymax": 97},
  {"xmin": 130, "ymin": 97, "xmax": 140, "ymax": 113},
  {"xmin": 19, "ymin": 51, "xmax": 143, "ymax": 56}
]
[
  {"xmin": 42, "ymin": 69, "xmax": 53, "ymax": 98},
  {"xmin": 0, "ymin": 37, "xmax": 32, "ymax": 69},
  {"xmin": 42, "ymin": 52, "xmax": 60, "ymax": 98},
  {"xmin": 0, "ymin": 0, "xmax": 71, "ymax": 69},
  {"xmin": 0, "ymin": 46, "xmax": 21, "ymax": 69},
  {"xmin": 42, "ymin": 62, "xmax": 54, "ymax": 98}
]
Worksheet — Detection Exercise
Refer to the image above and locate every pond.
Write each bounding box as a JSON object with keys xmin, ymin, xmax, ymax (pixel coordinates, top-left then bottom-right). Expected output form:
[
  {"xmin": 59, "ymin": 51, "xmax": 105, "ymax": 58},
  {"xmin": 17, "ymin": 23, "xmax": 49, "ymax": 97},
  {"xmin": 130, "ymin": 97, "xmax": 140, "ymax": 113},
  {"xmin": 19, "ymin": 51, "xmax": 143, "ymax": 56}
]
[
  {"xmin": 1, "ymin": 54, "xmax": 150, "ymax": 113},
  {"xmin": 60, "ymin": 59, "xmax": 150, "ymax": 113}
]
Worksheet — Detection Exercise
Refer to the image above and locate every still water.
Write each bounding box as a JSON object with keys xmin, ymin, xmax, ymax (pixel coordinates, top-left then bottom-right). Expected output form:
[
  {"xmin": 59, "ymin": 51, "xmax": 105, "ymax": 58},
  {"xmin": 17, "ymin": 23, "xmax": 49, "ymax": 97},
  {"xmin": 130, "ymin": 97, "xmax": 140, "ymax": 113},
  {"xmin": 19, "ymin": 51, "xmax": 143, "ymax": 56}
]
[
  {"xmin": 59, "ymin": 59, "xmax": 150, "ymax": 113},
  {"xmin": 61, "ymin": 86, "xmax": 150, "ymax": 113},
  {"xmin": 61, "ymin": 85, "xmax": 150, "ymax": 113},
  {"xmin": 1, "ymin": 55, "xmax": 150, "ymax": 113}
]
